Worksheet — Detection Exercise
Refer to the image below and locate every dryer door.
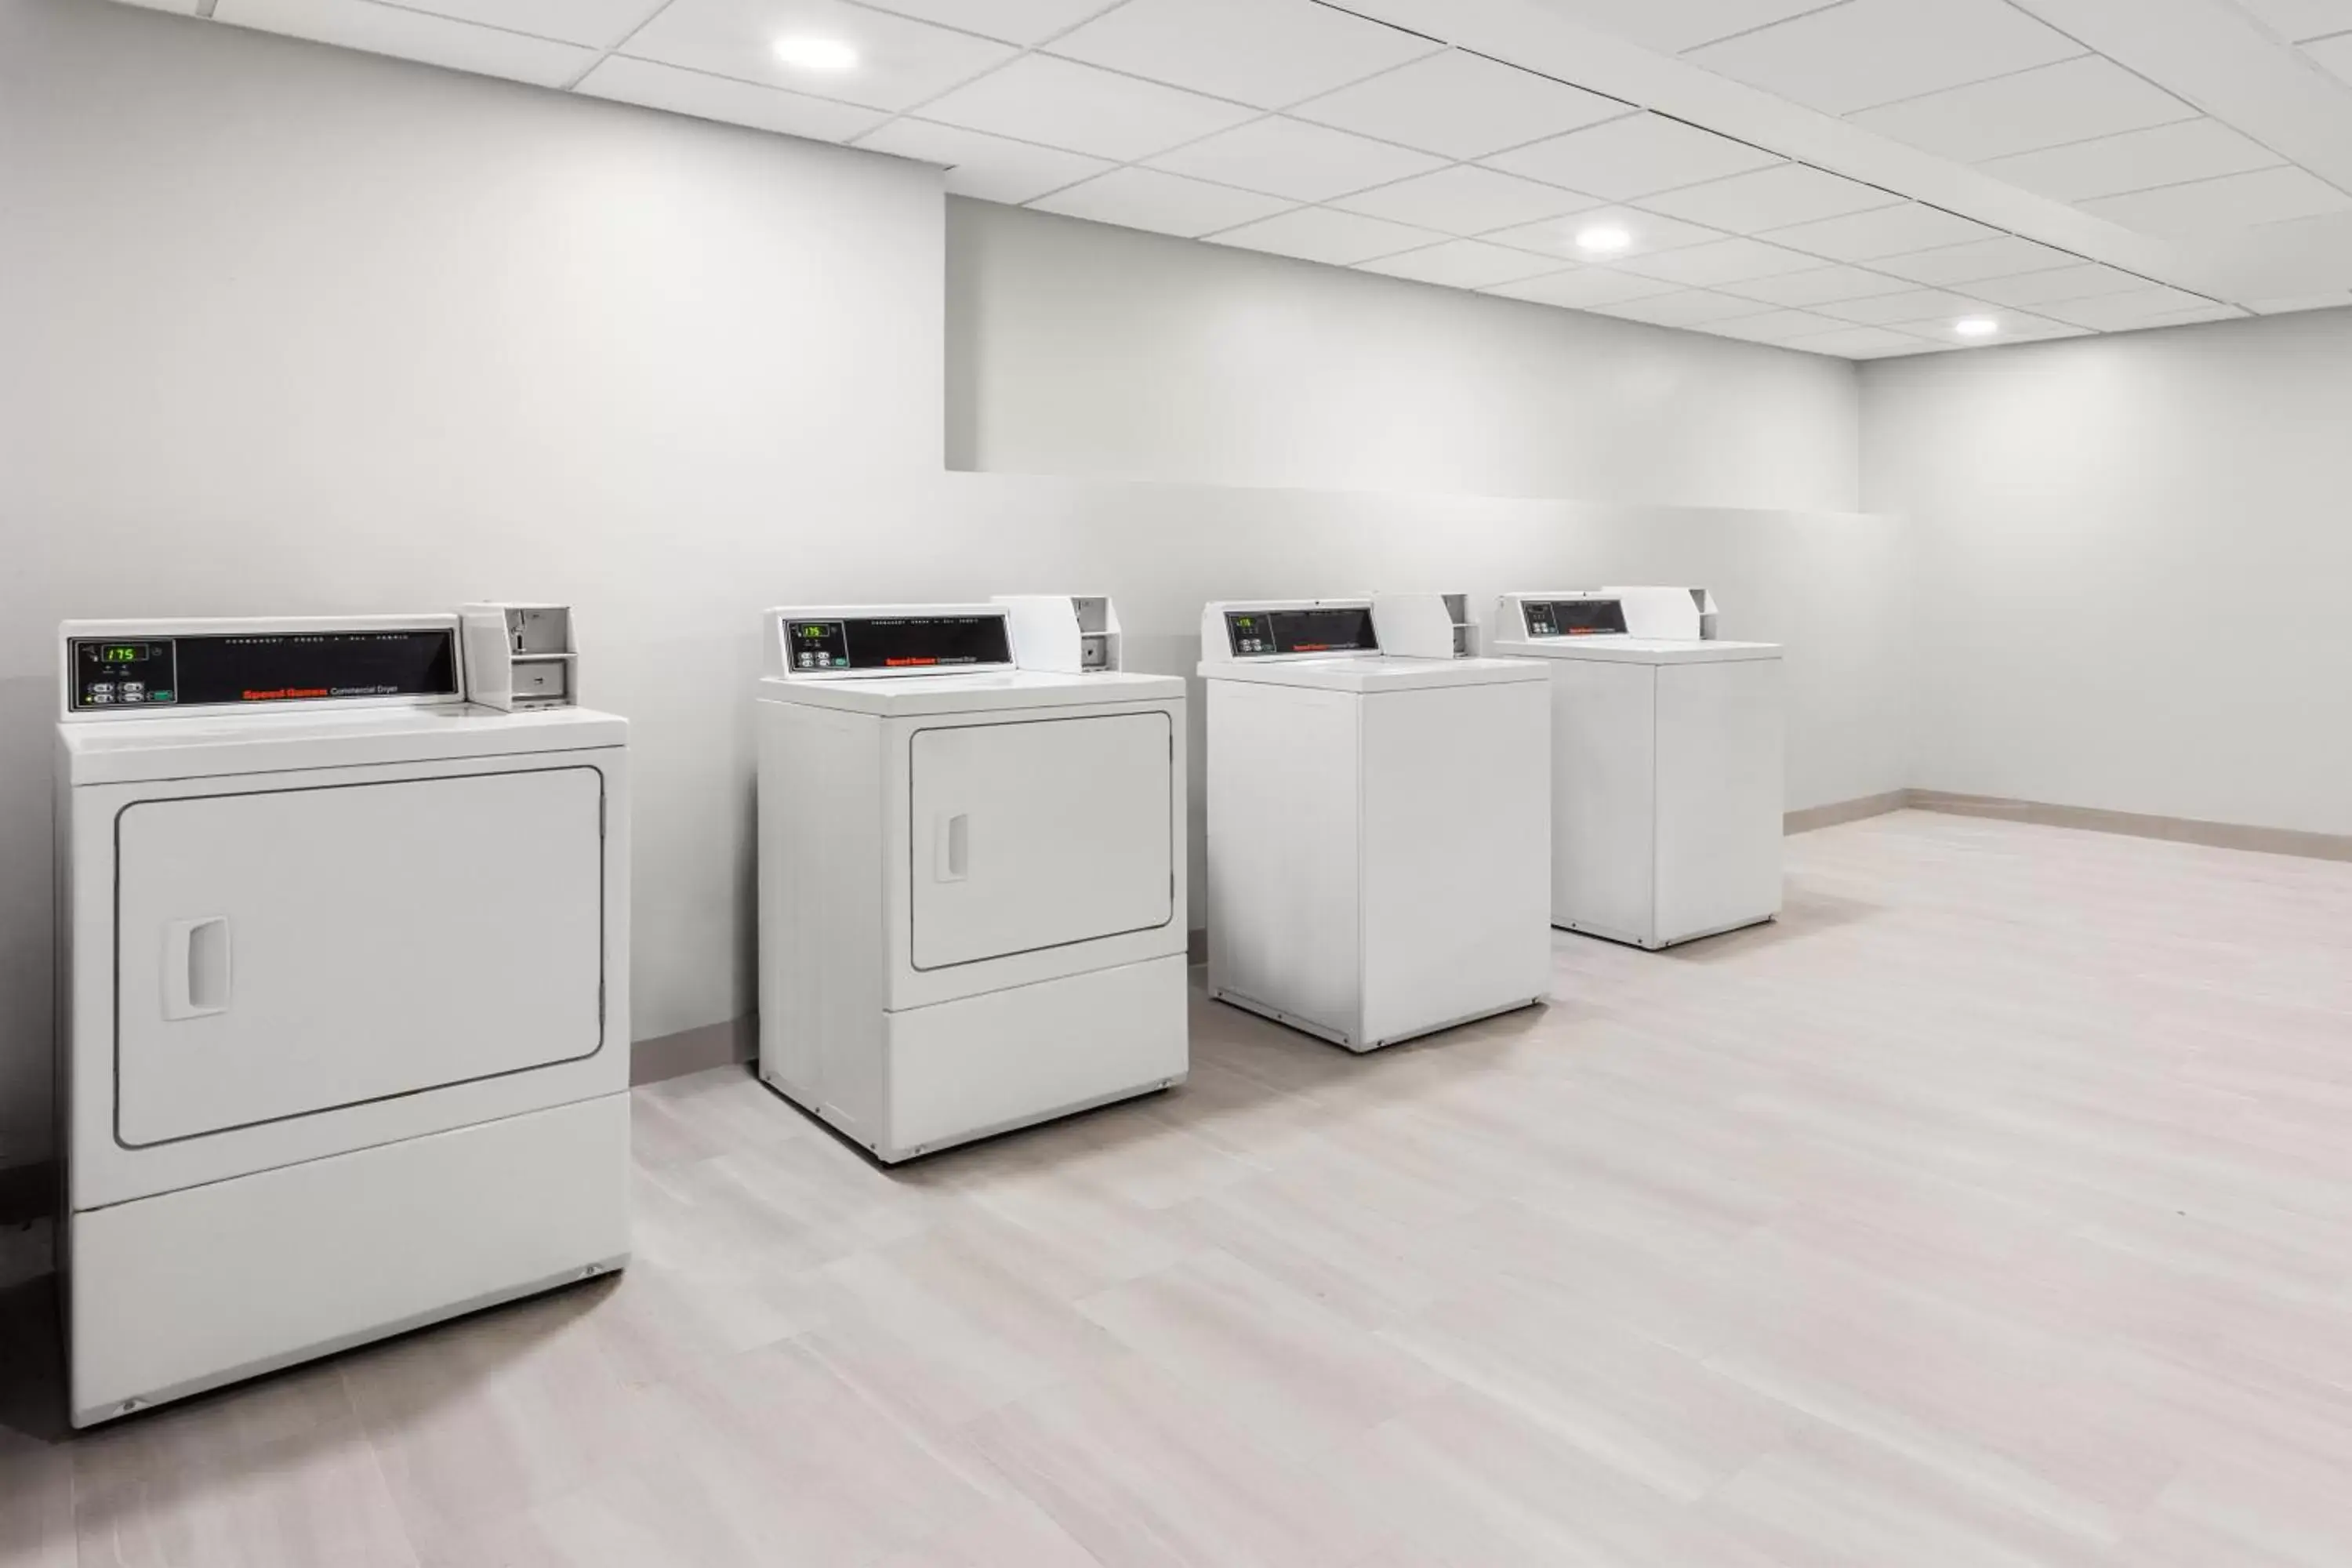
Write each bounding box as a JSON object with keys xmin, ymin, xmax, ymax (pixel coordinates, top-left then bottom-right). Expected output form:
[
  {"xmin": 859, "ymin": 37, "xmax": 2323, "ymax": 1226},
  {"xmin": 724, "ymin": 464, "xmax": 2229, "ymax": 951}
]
[
  {"xmin": 910, "ymin": 713, "xmax": 1173, "ymax": 970},
  {"xmin": 114, "ymin": 766, "xmax": 605, "ymax": 1146}
]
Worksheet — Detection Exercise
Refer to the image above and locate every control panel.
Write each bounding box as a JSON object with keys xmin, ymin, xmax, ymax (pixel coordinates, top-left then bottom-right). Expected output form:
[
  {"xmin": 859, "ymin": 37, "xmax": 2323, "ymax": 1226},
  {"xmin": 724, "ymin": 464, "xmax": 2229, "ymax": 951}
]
[
  {"xmin": 66, "ymin": 627, "xmax": 459, "ymax": 713},
  {"xmin": 780, "ymin": 612, "xmax": 1014, "ymax": 674},
  {"xmin": 1223, "ymin": 605, "xmax": 1380, "ymax": 659},
  {"xmin": 1522, "ymin": 598, "xmax": 1628, "ymax": 638}
]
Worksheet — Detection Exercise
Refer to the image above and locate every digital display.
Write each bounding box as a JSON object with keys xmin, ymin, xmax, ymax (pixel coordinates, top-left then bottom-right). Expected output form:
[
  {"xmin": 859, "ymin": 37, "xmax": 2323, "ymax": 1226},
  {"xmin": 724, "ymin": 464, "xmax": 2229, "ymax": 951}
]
[
  {"xmin": 1225, "ymin": 606, "xmax": 1380, "ymax": 658},
  {"xmin": 68, "ymin": 629, "xmax": 459, "ymax": 711},
  {"xmin": 1523, "ymin": 598, "xmax": 1628, "ymax": 638},
  {"xmin": 782, "ymin": 614, "xmax": 1012, "ymax": 673}
]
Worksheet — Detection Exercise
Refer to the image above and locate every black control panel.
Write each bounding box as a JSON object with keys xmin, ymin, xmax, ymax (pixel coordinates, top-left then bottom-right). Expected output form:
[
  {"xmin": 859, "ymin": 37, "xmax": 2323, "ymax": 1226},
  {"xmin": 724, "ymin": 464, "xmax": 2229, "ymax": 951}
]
[
  {"xmin": 1225, "ymin": 606, "xmax": 1380, "ymax": 658},
  {"xmin": 782, "ymin": 614, "xmax": 1012, "ymax": 673},
  {"xmin": 67, "ymin": 629, "xmax": 459, "ymax": 713},
  {"xmin": 1523, "ymin": 598, "xmax": 1628, "ymax": 638}
]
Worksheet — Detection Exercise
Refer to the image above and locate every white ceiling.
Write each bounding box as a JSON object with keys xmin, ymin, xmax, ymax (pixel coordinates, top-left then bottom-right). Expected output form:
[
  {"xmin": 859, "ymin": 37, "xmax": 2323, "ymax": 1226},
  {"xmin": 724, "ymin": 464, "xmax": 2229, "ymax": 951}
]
[{"xmin": 130, "ymin": 0, "xmax": 2352, "ymax": 359}]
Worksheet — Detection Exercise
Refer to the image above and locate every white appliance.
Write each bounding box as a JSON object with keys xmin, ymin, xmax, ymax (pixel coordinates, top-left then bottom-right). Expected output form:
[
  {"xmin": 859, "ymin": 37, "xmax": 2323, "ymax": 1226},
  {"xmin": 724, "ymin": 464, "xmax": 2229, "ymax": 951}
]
[
  {"xmin": 1493, "ymin": 589, "xmax": 1783, "ymax": 949},
  {"xmin": 1198, "ymin": 597, "xmax": 1552, "ymax": 1052},
  {"xmin": 757, "ymin": 603, "xmax": 1187, "ymax": 1162},
  {"xmin": 53, "ymin": 610, "xmax": 630, "ymax": 1428}
]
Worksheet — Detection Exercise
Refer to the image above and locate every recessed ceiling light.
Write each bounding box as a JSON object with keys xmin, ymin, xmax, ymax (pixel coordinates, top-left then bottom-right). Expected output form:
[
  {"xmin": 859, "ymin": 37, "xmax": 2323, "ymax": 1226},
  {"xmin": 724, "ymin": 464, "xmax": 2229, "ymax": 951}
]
[
  {"xmin": 1576, "ymin": 224, "xmax": 1633, "ymax": 254},
  {"xmin": 773, "ymin": 36, "xmax": 858, "ymax": 71},
  {"xmin": 1955, "ymin": 316, "xmax": 1999, "ymax": 338}
]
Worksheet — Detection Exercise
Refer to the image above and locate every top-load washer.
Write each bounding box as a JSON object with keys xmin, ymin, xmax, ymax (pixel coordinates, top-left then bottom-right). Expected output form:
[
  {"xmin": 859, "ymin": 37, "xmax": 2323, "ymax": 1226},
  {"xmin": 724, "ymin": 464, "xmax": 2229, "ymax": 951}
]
[
  {"xmin": 756, "ymin": 603, "xmax": 1187, "ymax": 1161},
  {"xmin": 1493, "ymin": 587, "xmax": 1783, "ymax": 949},
  {"xmin": 1198, "ymin": 596, "xmax": 1552, "ymax": 1052},
  {"xmin": 53, "ymin": 606, "xmax": 630, "ymax": 1427}
]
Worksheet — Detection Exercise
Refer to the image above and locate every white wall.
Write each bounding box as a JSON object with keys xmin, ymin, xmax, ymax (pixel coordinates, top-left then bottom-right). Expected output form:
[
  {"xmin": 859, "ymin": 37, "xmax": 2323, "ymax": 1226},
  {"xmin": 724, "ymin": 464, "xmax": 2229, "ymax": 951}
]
[
  {"xmin": 0, "ymin": 0, "xmax": 1907, "ymax": 1174},
  {"xmin": 948, "ymin": 198, "xmax": 1863, "ymax": 513},
  {"xmin": 0, "ymin": 0, "xmax": 946, "ymax": 1170},
  {"xmin": 1862, "ymin": 310, "xmax": 2352, "ymax": 835}
]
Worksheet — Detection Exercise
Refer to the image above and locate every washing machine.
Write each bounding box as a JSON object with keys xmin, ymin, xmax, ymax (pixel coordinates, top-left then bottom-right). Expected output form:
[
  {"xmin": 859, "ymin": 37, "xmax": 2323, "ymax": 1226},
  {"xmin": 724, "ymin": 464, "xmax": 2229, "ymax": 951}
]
[
  {"xmin": 756, "ymin": 603, "xmax": 1187, "ymax": 1162},
  {"xmin": 1493, "ymin": 587, "xmax": 1783, "ymax": 949},
  {"xmin": 1198, "ymin": 596, "xmax": 1552, "ymax": 1052},
  {"xmin": 53, "ymin": 606, "xmax": 630, "ymax": 1428}
]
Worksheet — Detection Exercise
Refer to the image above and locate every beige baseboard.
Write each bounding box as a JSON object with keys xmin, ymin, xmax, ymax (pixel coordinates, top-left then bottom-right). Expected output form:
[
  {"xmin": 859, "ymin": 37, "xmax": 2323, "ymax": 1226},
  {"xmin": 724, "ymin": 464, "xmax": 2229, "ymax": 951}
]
[
  {"xmin": 1907, "ymin": 789, "xmax": 2352, "ymax": 862},
  {"xmin": 1785, "ymin": 790, "xmax": 1910, "ymax": 835},
  {"xmin": 630, "ymin": 1014, "xmax": 757, "ymax": 1087}
]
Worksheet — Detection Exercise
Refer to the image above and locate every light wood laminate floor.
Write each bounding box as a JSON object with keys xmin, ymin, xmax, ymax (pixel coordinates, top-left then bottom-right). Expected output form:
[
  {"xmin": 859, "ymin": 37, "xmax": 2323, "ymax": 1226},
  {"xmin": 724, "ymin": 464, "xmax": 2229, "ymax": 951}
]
[{"xmin": 7, "ymin": 809, "xmax": 2352, "ymax": 1566}]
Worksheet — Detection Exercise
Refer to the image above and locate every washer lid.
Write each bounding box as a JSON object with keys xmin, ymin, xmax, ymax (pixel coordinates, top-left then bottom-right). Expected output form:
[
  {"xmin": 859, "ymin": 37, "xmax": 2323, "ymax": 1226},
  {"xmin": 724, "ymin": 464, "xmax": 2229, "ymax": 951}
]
[
  {"xmin": 1490, "ymin": 637, "xmax": 1781, "ymax": 666},
  {"xmin": 1196, "ymin": 655, "xmax": 1548, "ymax": 692},
  {"xmin": 759, "ymin": 668, "xmax": 1181, "ymax": 716},
  {"xmin": 59, "ymin": 705, "xmax": 629, "ymax": 786}
]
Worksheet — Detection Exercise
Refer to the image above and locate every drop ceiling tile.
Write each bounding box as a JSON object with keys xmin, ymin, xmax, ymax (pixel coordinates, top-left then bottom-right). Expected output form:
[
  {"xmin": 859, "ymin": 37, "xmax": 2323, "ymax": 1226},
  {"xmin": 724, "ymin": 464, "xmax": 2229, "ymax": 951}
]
[
  {"xmin": 918, "ymin": 54, "xmax": 1258, "ymax": 160},
  {"xmin": 1721, "ymin": 263, "xmax": 1914, "ymax": 306},
  {"xmin": 2037, "ymin": 285, "xmax": 2227, "ymax": 328},
  {"xmin": 1616, "ymin": 237, "xmax": 1824, "ymax": 285},
  {"xmin": 1980, "ymin": 118, "xmax": 2286, "ymax": 203},
  {"xmin": 112, "ymin": 0, "xmax": 200, "ymax": 11},
  {"xmin": 1849, "ymin": 55, "xmax": 2194, "ymax": 165},
  {"xmin": 579, "ymin": 56, "xmax": 890, "ymax": 139},
  {"xmin": 1780, "ymin": 325, "xmax": 1940, "ymax": 357},
  {"xmin": 1291, "ymin": 51, "xmax": 1630, "ymax": 160},
  {"xmin": 1483, "ymin": 205, "xmax": 1719, "ymax": 260},
  {"xmin": 2083, "ymin": 165, "xmax": 2352, "ymax": 232},
  {"xmin": 1537, "ymin": 0, "xmax": 1861, "ymax": 53},
  {"xmin": 2128, "ymin": 305, "xmax": 2252, "ymax": 328},
  {"xmin": 1149, "ymin": 117, "xmax": 1446, "ymax": 202},
  {"xmin": 1891, "ymin": 310, "xmax": 2085, "ymax": 344},
  {"xmin": 1764, "ymin": 202, "xmax": 1998, "ymax": 260},
  {"xmin": 1815, "ymin": 287, "xmax": 1998, "ymax": 325},
  {"xmin": 1210, "ymin": 206, "xmax": 1442, "ymax": 265},
  {"xmin": 1483, "ymin": 112, "xmax": 1781, "ymax": 201},
  {"xmin": 1027, "ymin": 168, "xmax": 1294, "ymax": 236},
  {"xmin": 1334, "ymin": 165, "xmax": 1595, "ymax": 234},
  {"xmin": 2299, "ymin": 31, "xmax": 2352, "ymax": 87},
  {"xmin": 1685, "ymin": 0, "xmax": 2083, "ymax": 115},
  {"xmin": 857, "ymin": 0, "xmax": 1121, "ymax": 46},
  {"xmin": 1045, "ymin": 0, "xmax": 1437, "ymax": 109},
  {"xmin": 214, "ymin": 0, "xmax": 597, "ymax": 84},
  {"xmin": 2241, "ymin": 0, "xmax": 2352, "ymax": 42},
  {"xmin": 855, "ymin": 118, "xmax": 1112, "ymax": 202},
  {"xmin": 1482, "ymin": 268, "xmax": 1685, "ymax": 307},
  {"xmin": 2243, "ymin": 290, "xmax": 2352, "ymax": 313},
  {"xmin": 622, "ymin": 0, "xmax": 1019, "ymax": 110},
  {"xmin": 1963, "ymin": 263, "xmax": 2148, "ymax": 306},
  {"xmin": 1025, "ymin": 171, "xmax": 1293, "ymax": 236},
  {"xmin": 1356, "ymin": 241, "xmax": 1567, "ymax": 288},
  {"xmin": 1637, "ymin": 164, "xmax": 1899, "ymax": 232},
  {"xmin": 1590, "ymin": 289, "xmax": 1776, "ymax": 327},
  {"xmin": 1700, "ymin": 308, "xmax": 1857, "ymax": 342},
  {"xmin": 373, "ymin": 0, "xmax": 666, "ymax": 48},
  {"xmin": 1870, "ymin": 235, "xmax": 2082, "ymax": 286}
]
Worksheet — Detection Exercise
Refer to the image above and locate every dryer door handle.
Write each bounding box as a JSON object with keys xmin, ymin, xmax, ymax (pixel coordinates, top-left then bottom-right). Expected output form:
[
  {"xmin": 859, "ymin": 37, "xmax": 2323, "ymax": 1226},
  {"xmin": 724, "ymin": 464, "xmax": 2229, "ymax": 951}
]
[
  {"xmin": 934, "ymin": 813, "xmax": 969, "ymax": 882},
  {"xmin": 162, "ymin": 916, "xmax": 232, "ymax": 1021}
]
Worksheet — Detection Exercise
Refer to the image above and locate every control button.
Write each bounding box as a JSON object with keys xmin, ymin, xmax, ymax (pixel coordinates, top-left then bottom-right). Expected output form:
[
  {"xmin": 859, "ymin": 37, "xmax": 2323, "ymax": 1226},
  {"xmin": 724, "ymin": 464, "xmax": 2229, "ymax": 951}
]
[
  {"xmin": 122, "ymin": 689, "xmax": 146, "ymax": 703},
  {"xmin": 89, "ymin": 682, "xmax": 115, "ymax": 698},
  {"xmin": 89, "ymin": 691, "xmax": 115, "ymax": 705},
  {"xmin": 121, "ymin": 681, "xmax": 143, "ymax": 695}
]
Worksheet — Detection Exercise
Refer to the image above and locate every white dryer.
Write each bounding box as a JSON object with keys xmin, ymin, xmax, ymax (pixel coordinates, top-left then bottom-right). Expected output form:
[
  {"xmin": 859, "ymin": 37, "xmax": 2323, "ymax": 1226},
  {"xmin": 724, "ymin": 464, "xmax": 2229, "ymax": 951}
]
[
  {"xmin": 1198, "ymin": 597, "xmax": 1552, "ymax": 1052},
  {"xmin": 1493, "ymin": 588, "xmax": 1783, "ymax": 949},
  {"xmin": 53, "ymin": 609, "xmax": 630, "ymax": 1428},
  {"xmin": 756, "ymin": 604, "xmax": 1187, "ymax": 1162}
]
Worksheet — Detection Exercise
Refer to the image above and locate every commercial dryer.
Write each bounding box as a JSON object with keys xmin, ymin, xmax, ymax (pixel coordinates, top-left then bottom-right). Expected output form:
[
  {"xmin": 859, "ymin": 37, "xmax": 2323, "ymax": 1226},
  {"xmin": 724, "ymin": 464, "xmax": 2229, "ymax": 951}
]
[
  {"xmin": 53, "ymin": 607, "xmax": 629, "ymax": 1427},
  {"xmin": 1198, "ymin": 596, "xmax": 1551, "ymax": 1052},
  {"xmin": 756, "ymin": 603, "xmax": 1186, "ymax": 1161},
  {"xmin": 1493, "ymin": 588, "xmax": 1783, "ymax": 949}
]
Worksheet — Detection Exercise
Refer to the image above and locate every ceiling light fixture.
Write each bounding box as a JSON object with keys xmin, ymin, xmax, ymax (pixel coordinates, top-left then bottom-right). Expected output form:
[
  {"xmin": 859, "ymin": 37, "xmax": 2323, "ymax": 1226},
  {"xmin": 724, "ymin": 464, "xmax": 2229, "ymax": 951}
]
[
  {"xmin": 773, "ymin": 36, "xmax": 858, "ymax": 70},
  {"xmin": 1954, "ymin": 316, "xmax": 1999, "ymax": 338},
  {"xmin": 1576, "ymin": 224, "xmax": 1633, "ymax": 254}
]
